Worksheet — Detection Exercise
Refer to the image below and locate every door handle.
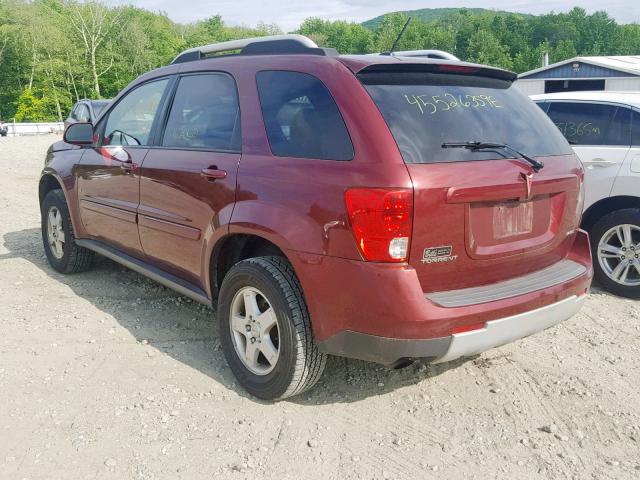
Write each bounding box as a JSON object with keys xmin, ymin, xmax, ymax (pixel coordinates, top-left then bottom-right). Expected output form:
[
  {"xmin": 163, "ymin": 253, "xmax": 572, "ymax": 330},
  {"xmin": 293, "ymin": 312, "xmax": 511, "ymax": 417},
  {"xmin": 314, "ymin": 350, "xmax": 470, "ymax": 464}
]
[
  {"xmin": 582, "ymin": 158, "xmax": 617, "ymax": 168},
  {"xmin": 120, "ymin": 161, "xmax": 138, "ymax": 172},
  {"xmin": 201, "ymin": 167, "xmax": 227, "ymax": 180}
]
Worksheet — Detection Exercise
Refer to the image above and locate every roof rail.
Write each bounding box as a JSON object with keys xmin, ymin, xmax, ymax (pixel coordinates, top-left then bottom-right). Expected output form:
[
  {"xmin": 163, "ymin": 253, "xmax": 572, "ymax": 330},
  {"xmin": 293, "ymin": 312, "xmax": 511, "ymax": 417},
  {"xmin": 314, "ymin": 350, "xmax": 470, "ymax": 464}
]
[
  {"xmin": 392, "ymin": 50, "xmax": 460, "ymax": 61},
  {"xmin": 171, "ymin": 34, "xmax": 335, "ymax": 64},
  {"xmin": 369, "ymin": 50, "xmax": 460, "ymax": 61}
]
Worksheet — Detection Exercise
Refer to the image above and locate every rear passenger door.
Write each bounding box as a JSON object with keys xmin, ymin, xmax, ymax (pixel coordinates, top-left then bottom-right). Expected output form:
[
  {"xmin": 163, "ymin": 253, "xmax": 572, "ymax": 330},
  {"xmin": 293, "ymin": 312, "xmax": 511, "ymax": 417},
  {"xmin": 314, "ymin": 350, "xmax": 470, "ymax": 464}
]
[
  {"xmin": 546, "ymin": 101, "xmax": 632, "ymax": 210},
  {"xmin": 611, "ymin": 108, "xmax": 640, "ymax": 197},
  {"xmin": 138, "ymin": 73, "xmax": 241, "ymax": 287}
]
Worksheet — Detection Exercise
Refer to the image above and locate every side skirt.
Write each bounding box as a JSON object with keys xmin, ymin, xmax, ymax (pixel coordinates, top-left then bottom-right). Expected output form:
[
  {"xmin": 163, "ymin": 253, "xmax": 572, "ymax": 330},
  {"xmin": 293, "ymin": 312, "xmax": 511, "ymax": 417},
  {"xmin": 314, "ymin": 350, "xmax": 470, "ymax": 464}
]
[{"xmin": 75, "ymin": 239, "xmax": 212, "ymax": 306}]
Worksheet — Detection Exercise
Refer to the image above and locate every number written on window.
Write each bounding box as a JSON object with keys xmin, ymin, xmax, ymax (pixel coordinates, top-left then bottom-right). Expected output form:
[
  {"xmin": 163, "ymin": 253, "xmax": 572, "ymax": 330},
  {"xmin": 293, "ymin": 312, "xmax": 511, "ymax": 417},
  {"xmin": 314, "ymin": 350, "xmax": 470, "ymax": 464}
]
[
  {"xmin": 554, "ymin": 121, "xmax": 601, "ymax": 139},
  {"xmin": 404, "ymin": 93, "xmax": 503, "ymax": 115}
]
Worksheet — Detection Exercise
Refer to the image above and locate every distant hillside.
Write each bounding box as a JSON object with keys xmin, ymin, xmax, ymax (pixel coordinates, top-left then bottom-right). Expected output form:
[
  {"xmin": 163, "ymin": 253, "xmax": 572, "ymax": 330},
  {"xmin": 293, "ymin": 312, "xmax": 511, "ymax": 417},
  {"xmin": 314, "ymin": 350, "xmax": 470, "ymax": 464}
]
[{"xmin": 362, "ymin": 7, "xmax": 531, "ymax": 29}]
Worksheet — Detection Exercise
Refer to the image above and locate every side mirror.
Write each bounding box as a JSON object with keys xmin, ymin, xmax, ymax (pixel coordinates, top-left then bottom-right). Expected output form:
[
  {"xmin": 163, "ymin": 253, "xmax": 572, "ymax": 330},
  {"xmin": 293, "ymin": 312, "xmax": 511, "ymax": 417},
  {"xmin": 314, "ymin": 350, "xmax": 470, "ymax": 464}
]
[{"xmin": 64, "ymin": 122, "xmax": 94, "ymax": 145}]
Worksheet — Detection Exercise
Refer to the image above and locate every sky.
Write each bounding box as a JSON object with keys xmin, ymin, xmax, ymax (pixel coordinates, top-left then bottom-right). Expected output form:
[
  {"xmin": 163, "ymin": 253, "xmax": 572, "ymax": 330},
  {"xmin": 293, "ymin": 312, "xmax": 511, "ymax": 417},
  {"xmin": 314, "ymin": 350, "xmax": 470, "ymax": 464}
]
[{"xmin": 107, "ymin": 0, "xmax": 640, "ymax": 31}]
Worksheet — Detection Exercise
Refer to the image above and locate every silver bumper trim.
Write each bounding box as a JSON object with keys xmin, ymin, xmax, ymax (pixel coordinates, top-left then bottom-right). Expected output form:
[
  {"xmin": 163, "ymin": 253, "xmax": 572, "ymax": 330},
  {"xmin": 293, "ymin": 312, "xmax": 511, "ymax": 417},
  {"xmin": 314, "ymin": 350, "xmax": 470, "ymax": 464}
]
[
  {"xmin": 432, "ymin": 294, "xmax": 586, "ymax": 364},
  {"xmin": 425, "ymin": 259, "xmax": 587, "ymax": 308}
]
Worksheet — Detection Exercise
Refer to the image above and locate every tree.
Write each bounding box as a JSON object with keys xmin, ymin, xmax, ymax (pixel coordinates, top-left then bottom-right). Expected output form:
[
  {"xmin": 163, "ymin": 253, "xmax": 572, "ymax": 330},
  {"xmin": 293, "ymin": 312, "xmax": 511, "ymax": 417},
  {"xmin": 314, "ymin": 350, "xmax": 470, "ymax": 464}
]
[
  {"xmin": 297, "ymin": 18, "xmax": 372, "ymax": 53},
  {"xmin": 0, "ymin": 1, "xmax": 638, "ymax": 122},
  {"xmin": 14, "ymin": 87, "xmax": 65, "ymax": 121},
  {"xmin": 466, "ymin": 30, "xmax": 513, "ymax": 70},
  {"xmin": 67, "ymin": 1, "xmax": 123, "ymax": 97}
]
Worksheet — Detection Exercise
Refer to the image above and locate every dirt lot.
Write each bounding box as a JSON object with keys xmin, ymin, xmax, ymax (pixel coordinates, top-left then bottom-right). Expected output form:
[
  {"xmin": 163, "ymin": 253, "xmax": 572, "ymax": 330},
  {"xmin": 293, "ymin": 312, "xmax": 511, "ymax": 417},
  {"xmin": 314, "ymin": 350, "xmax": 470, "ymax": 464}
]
[{"xmin": 0, "ymin": 135, "xmax": 639, "ymax": 480}]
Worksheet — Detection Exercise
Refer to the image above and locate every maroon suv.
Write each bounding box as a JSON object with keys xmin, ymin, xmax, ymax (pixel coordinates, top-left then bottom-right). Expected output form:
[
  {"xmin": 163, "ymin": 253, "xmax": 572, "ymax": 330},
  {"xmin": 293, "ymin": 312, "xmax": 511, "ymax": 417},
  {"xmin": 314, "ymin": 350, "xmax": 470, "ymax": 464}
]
[{"xmin": 41, "ymin": 35, "xmax": 592, "ymax": 400}]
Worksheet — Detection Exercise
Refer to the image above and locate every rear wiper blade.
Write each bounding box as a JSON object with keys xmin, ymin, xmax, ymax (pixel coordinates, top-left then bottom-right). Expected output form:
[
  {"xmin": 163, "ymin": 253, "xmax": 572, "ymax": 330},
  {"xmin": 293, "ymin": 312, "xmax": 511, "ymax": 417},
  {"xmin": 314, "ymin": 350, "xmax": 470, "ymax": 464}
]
[{"xmin": 442, "ymin": 141, "xmax": 544, "ymax": 172}]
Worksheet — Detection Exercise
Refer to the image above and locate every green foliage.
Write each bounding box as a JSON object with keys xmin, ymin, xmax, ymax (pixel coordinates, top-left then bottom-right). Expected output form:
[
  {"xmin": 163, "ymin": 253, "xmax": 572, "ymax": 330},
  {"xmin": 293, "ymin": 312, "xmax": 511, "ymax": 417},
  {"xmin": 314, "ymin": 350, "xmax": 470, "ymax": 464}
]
[
  {"xmin": 0, "ymin": 1, "xmax": 280, "ymax": 120},
  {"xmin": 466, "ymin": 30, "xmax": 513, "ymax": 70},
  {"xmin": 0, "ymin": 2, "xmax": 638, "ymax": 122},
  {"xmin": 362, "ymin": 7, "xmax": 527, "ymax": 30},
  {"xmin": 298, "ymin": 18, "xmax": 372, "ymax": 53},
  {"xmin": 14, "ymin": 87, "xmax": 70, "ymax": 121}
]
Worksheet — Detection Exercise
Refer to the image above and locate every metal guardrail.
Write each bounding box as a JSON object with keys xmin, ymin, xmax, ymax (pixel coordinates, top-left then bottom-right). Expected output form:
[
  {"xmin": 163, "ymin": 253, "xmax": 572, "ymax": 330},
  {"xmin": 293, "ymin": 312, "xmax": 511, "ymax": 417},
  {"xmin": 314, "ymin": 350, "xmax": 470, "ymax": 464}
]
[{"xmin": 3, "ymin": 122, "xmax": 64, "ymax": 136}]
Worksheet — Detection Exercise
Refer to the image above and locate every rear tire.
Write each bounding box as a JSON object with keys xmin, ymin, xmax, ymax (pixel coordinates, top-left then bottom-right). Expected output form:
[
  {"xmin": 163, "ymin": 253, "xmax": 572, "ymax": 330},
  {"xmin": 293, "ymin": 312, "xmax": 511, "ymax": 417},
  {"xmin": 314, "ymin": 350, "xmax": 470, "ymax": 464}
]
[
  {"xmin": 590, "ymin": 208, "xmax": 640, "ymax": 299},
  {"xmin": 41, "ymin": 189, "xmax": 95, "ymax": 274},
  {"xmin": 218, "ymin": 256, "xmax": 326, "ymax": 400}
]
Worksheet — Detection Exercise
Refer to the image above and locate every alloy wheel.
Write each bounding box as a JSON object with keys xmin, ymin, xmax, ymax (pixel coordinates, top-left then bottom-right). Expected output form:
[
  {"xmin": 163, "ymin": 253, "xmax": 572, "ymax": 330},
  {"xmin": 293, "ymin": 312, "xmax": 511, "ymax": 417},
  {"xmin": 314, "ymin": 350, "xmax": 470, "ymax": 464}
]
[
  {"xmin": 229, "ymin": 286, "xmax": 280, "ymax": 375},
  {"xmin": 46, "ymin": 206, "xmax": 65, "ymax": 260},
  {"xmin": 597, "ymin": 224, "xmax": 640, "ymax": 286}
]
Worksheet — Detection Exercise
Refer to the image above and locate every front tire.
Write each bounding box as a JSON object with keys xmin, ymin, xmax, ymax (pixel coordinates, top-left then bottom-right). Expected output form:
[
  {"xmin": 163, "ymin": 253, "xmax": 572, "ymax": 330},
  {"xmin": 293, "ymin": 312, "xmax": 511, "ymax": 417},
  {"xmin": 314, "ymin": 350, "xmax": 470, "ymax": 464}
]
[
  {"xmin": 218, "ymin": 256, "xmax": 326, "ymax": 400},
  {"xmin": 41, "ymin": 189, "xmax": 95, "ymax": 274},
  {"xmin": 590, "ymin": 208, "xmax": 640, "ymax": 299}
]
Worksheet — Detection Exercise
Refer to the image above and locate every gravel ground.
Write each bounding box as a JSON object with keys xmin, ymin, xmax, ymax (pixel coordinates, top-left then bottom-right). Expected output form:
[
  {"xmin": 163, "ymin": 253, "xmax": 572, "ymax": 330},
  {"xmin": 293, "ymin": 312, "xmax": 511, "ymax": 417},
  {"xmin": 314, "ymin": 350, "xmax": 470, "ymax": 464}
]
[{"xmin": 0, "ymin": 135, "xmax": 639, "ymax": 480}]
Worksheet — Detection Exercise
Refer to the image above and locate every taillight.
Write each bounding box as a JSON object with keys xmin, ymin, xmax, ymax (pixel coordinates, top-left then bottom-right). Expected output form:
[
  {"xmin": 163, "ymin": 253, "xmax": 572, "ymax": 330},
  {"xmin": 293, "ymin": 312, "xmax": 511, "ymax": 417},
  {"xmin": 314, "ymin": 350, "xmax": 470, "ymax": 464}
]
[{"xmin": 345, "ymin": 188, "xmax": 413, "ymax": 262}]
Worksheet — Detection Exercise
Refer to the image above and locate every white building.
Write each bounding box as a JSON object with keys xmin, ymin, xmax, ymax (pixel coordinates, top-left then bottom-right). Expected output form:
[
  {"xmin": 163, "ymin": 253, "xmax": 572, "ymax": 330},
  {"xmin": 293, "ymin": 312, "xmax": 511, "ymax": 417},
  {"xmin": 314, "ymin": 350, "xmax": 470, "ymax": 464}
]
[{"xmin": 516, "ymin": 55, "xmax": 640, "ymax": 96}]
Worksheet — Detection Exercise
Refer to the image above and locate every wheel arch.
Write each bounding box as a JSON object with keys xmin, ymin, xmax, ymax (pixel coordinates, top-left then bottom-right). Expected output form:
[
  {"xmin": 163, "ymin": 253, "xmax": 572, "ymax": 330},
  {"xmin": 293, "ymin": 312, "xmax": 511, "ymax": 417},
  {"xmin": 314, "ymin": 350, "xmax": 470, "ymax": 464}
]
[
  {"xmin": 39, "ymin": 173, "xmax": 64, "ymax": 206},
  {"xmin": 581, "ymin": 196, "xmax": 640, "ymax": 232},
  {"xmin": 208, "ymin": 233, "xmax": 290, "ymax": 299},
  {"xmin": 39, "ymin": 172, "xmax": 82, "ymax": 238}
]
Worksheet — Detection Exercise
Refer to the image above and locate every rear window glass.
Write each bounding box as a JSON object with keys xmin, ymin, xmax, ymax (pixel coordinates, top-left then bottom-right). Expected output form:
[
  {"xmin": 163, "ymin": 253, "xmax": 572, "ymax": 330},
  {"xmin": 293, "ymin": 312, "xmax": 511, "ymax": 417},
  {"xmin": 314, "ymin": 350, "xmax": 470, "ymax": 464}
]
[
  {"xmin": 360, "ymin": 72, "xmax": 572, "ymax": 164},
  {"xmin": 257, "ymin": 71, "xmax": 353, "ymax": 161},
  {"xmin": 546, "ymin": 102, "xmax": 631, "ymax": 146}
]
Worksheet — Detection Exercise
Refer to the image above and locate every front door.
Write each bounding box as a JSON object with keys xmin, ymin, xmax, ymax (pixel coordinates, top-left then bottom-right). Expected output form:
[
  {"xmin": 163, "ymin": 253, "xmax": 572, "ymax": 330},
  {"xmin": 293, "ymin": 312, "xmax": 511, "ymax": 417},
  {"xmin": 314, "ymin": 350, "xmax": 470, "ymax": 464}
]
[
  {"xmin": 77, "ymin": 78, "xmax": 170, "ymax": 256},
  {"xmin": 138, "ymin": 73, "xmax": 241, "ymax": 287},
  {"xmin": 545, "ymin": 101, "xmax": 632, "ymax": 210}
]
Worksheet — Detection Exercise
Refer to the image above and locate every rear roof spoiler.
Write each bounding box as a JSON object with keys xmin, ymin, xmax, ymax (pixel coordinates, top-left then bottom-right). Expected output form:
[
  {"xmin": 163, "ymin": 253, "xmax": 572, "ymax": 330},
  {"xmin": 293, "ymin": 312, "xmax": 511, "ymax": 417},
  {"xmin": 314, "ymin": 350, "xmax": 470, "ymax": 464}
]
[{"xmin": 357, "ymin": 62, "xmax": 517, "ymax": 83}]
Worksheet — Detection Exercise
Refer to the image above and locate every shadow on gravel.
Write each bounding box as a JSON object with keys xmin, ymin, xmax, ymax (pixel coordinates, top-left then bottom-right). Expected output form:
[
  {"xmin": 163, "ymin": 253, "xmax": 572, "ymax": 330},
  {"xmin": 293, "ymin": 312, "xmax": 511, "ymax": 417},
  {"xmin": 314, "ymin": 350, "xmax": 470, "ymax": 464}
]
[{"xmin": 2, "ymin": 227, "xmax": 468, "ymax": 405}]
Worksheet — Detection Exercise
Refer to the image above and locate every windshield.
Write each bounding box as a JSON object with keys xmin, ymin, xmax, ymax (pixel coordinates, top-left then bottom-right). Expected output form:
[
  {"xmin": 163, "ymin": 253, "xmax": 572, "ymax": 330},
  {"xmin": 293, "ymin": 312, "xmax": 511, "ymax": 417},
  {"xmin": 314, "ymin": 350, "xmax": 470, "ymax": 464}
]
[{"xmin": 360, "ymin": 72, "xmax": 572, "ymax": 164}]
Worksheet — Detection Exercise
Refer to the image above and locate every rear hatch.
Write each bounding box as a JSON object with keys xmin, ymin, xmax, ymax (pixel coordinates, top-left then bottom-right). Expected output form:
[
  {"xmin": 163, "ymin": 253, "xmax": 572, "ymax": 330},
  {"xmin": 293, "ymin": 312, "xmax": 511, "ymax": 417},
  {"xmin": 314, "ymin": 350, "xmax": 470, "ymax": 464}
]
[{"xmin": 359, "ymin": 64, "xmax": 583, "ymax": 293}]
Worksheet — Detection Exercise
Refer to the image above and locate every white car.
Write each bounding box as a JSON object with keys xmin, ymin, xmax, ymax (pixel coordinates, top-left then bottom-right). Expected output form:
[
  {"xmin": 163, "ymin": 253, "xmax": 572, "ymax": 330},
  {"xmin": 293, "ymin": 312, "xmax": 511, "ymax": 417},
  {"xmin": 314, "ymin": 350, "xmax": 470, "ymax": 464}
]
[{"xmin": 532, "ymin": 92, "xmax": 640, "ymax": 298}]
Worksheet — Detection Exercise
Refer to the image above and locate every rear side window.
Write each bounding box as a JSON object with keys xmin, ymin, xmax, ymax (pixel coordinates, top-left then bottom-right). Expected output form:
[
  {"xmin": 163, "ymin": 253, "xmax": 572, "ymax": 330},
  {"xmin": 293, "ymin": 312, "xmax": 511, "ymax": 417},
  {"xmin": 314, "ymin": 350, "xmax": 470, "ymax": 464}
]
[
  {"xmin": 546, "ymin": 102, "xmax": 631, "ymax": 146},
  {"xmin": 104, "ymin": 79, "xmax": 168, "ymax": 146},
  {"xmin": 633, "ymin": 110, "xmax": 640, "ymax": 146},
  {"xmin": 76, "ymin": 104, "xmax": 91, "ymax": 122},
  {"xmin": 91, "ymin": 101, "xmax": 109, "ymax": 118},
  {"xmin": 162, "ymin": 74, "xmax": 241, "ymax": 151},
  {"xmin": 535, "ymin": 101, "xmax": 549, "ymax": 113},
  {"xmin": 360, "ymin": 72, "xmax": 572, "ymax": 164},
  {"xmin": 257, "ymin": 71, "xmax": 353, "ymax": 161}
]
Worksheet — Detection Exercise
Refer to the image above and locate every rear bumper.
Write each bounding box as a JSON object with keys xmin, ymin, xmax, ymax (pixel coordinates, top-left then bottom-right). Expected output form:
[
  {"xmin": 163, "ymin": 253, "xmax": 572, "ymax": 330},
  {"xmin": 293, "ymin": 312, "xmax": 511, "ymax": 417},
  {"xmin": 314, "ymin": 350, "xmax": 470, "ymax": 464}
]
[
  {"xmin": 288, "ymin": 229, "xmax": 592, "ymax": 363},
  {"xmin": 317, "ymin": 294, "xmax": 586, "ymax": 365}
]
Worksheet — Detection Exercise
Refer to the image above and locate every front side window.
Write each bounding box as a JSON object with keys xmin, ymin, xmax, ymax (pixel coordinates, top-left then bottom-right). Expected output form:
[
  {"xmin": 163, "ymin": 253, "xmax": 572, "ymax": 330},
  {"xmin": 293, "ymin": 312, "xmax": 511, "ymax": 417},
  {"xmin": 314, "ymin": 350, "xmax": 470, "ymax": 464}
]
[
  {"xmin": 257, "ymin": 71, "xmax": 353, "ymax": 161},
  {"xmin": 162, "ymin": 74, "xmax": 240, "ymax": 151},
  {"xmin": 546, "ymin": 102, "xmax": 631, "ymax": 146},
  {"xmin": 103, "ymin": 79, "xmax": 169, "ymax": 146}
]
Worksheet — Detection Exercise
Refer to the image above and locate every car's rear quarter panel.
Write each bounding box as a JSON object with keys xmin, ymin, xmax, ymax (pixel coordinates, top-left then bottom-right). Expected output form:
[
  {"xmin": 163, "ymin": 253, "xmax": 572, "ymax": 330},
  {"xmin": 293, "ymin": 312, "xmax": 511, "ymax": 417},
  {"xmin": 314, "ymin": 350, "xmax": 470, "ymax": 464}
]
[{"xmin": 221, "ymin": 56, "xmax": 413, "ymax": 259}]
